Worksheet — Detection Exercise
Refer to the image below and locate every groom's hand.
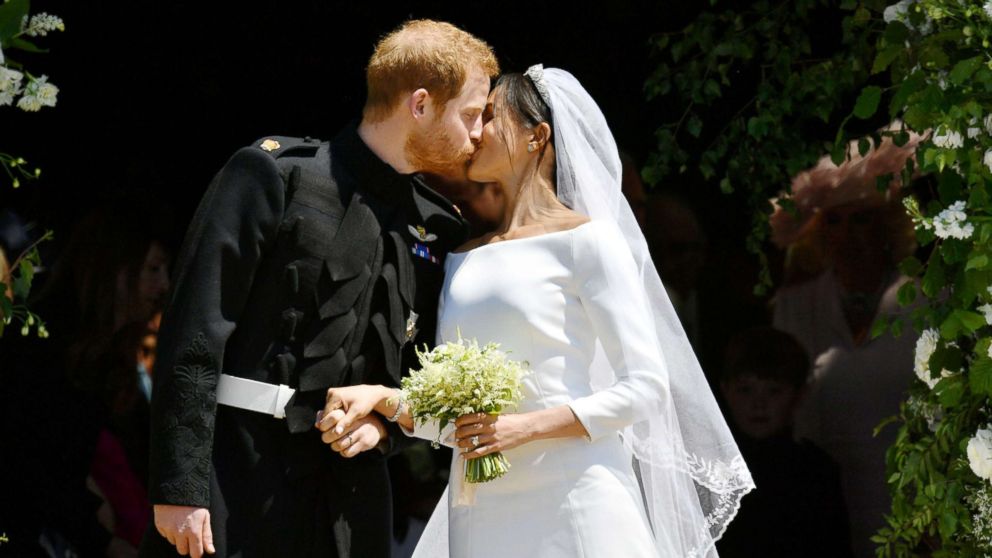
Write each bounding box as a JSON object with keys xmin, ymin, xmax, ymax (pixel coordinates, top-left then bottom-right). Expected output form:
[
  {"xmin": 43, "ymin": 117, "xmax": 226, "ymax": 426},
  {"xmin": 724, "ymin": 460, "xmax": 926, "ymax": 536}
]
[
  {"xmin": 153, "ymin": 504, "xmax": 214, "ymax": 557},
  {"xmin": 317, "ymin": 410, "xmax": 388, "ymax": 458}
]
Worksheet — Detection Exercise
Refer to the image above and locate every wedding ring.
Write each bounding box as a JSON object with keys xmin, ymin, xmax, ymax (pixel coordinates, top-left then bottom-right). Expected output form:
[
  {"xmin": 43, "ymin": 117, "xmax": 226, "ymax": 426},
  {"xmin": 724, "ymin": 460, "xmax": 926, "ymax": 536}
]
[
  {"xmin": 470, "ymin": 435, "xmax": 480, "ymax": 448},
  {"xmin": 344, "ymin": 434, "xmax": 353, "ymax": 448}
]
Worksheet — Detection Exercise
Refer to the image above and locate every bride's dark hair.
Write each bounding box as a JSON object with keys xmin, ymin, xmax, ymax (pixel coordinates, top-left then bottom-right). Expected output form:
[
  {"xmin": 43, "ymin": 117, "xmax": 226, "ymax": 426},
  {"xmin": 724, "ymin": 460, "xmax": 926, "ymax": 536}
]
[{"xmin": 491, "ymin": 72, "xmax": 556, "ymax": 184}]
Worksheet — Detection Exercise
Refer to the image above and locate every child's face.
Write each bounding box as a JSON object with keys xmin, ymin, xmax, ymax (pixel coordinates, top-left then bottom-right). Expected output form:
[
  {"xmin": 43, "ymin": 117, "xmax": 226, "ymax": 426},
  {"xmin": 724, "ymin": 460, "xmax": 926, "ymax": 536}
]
[{"xmin": 721, "ymin": 375, "xmax": 803, "ymax": 440}]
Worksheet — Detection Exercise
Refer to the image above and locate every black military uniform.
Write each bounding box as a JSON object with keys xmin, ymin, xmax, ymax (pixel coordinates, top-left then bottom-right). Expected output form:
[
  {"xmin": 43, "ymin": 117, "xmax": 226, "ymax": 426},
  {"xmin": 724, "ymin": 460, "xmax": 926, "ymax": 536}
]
[{"xmin": 140, "ymin": 123, "xmax": 467, "ymax": 558}]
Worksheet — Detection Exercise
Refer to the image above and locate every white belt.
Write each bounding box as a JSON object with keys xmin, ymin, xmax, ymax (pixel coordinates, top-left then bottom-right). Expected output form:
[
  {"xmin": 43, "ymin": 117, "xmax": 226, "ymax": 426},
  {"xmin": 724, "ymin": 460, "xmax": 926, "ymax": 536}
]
[{"xmin": 216, "ymin": 373, "xmax": 295, "ymax": 419}]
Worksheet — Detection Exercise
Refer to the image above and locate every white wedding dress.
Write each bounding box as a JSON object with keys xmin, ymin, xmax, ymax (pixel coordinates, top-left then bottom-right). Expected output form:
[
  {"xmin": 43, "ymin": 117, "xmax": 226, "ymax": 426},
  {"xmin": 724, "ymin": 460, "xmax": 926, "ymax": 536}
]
[{"xmin": 411, "ymin": 219, "xmax": 666, "ymax": 558}]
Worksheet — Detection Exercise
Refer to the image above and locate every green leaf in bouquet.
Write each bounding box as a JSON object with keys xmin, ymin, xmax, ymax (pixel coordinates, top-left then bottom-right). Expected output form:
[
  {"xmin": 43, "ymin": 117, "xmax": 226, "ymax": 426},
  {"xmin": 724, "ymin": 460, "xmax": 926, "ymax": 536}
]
[
  {"xmin": 9, "ymin": 36, "xmax": 47, "ymax": 54},
  {"xmin": 0, "ymin": 0, "xmax": 29, "ymax": 47},
  {"xmin": 854, "ymin": 86, "xmax": 882, "ymax": 119}
]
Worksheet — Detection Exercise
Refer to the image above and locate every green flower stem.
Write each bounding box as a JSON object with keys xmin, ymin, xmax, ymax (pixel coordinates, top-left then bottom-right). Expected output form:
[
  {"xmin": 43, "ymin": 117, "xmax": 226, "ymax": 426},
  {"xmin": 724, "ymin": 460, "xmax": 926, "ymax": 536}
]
[{"xmin": 465, "ymin": 452, "xmax": 512, "ymax": 484}]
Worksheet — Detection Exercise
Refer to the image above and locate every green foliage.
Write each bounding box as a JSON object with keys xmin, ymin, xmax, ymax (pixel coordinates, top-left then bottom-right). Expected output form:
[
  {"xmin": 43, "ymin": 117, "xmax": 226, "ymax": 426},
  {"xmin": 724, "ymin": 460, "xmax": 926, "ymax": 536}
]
[
  {"xmin": 644, "ymin": 0, "xmax": 882, "ymax": 294},
  {"xmin": 648, "ymin": 0, "xmax": 992, "ymax": 554},
  {"xmin": 0, "ymin": 0, "xmax": 61, "ymax": 337}
]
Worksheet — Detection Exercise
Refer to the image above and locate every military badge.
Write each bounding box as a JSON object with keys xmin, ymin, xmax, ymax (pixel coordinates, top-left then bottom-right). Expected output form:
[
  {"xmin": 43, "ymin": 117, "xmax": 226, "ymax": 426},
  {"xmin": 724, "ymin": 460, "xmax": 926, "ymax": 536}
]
[
  {"xmin": 411, "ymin": 242, "xmax": 439, "ymax": 264},
  {"xmin": 407, "ymin": 225, "xmax": 438, "ymax": 243},
  {"xmin": 405, "ymin": 310, "xmax": 420, "ymax": 342},
  {"xmin": 259, "ymin": 139, "xmax": 281, "ymax": 152}
]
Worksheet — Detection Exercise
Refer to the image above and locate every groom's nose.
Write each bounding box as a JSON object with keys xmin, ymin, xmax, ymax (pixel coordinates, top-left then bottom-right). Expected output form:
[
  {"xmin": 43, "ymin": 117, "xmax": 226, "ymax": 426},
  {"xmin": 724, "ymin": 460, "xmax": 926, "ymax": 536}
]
[{"xmin": 469, "ymin": 117, "xmax": 483, "ymax": 143}]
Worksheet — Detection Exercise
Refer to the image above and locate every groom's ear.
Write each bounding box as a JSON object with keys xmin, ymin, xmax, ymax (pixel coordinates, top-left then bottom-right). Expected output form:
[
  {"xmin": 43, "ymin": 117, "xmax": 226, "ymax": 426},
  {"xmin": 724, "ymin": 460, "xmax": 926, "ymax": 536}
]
[
  {"xmin": 531, "ymin": 122, "xmax": 552, "ymax": 148},
  {"xmin": 408, "ymin": 88, "xmax": 431, "ymax": 121}
]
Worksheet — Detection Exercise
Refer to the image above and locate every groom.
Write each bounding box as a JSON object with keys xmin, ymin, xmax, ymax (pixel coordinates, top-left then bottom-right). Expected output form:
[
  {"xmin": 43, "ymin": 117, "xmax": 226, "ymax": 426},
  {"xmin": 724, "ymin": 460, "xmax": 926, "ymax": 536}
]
[{"xmin": 141, "ymin": 20, "xmax": 498, "ymax": 558}]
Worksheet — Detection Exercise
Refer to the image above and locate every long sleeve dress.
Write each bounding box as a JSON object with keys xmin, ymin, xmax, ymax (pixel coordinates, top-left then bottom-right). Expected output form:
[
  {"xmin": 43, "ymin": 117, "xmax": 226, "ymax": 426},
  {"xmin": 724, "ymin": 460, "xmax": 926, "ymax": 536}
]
[{"xmin": 414, "ymin": 220, "xmax": 667, "ymax": 558}]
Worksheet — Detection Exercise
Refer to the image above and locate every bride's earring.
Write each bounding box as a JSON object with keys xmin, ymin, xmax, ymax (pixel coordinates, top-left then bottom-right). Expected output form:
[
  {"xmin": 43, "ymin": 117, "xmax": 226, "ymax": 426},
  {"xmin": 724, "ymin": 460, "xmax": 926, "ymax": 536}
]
[{"xmin": 527, "ymin": 143, "xmax": 537, "ymax": 153}]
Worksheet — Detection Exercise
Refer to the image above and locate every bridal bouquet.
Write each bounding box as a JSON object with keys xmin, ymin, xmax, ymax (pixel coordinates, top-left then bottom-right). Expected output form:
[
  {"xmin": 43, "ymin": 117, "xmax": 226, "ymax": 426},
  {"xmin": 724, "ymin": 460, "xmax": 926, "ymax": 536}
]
[{"xmin": 401, "ymin": 335, "xmax": 526, "ymax": 483}]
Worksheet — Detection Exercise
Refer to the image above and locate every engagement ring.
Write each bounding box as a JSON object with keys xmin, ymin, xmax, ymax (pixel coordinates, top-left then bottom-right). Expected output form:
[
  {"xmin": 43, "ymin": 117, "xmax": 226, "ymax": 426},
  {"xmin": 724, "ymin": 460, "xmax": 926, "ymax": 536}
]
[{"xmin": 470, "ymin": 435, "xmax": 480, "ymax": 448}]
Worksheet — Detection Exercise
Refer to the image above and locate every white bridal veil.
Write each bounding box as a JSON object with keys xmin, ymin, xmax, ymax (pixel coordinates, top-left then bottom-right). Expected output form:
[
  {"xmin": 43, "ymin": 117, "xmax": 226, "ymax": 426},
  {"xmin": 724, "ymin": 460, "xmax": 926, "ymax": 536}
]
[{"xmin": 414, "ymin": 65, "xmax": 754, "ymax": 558}]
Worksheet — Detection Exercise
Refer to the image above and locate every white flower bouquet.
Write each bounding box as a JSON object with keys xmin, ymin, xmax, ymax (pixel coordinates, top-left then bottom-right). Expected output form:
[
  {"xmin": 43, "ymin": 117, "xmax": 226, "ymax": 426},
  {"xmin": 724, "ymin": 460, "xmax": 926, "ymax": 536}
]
[{"xmin": 401, "ymin": 335, "xmax": 526, "ymax": 483}]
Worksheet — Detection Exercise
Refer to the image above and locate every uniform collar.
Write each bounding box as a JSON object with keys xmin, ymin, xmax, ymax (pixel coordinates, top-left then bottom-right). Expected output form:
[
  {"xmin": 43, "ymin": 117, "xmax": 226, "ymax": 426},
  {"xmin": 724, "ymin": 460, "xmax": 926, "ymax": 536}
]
[{"xmin": 333, "ymin": 120, "xmax": 418, "ymax": 205}]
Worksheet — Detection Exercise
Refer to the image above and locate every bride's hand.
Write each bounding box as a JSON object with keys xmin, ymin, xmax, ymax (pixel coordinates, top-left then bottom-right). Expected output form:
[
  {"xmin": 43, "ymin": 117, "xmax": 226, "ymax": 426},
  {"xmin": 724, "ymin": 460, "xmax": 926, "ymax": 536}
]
[
  {"xmin": 454, "ymin": 412, "xmax": 533, "ymax": 459},
  {"xmin": 317, "ymin": 384, "xmax": 392, "ymax": 436}
]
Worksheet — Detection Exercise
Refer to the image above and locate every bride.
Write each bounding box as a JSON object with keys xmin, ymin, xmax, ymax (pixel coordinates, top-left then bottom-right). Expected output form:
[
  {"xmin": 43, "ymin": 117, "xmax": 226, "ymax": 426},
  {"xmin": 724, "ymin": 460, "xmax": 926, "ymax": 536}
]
[{"xmin": 317, "ymin": 65, "xmax": 753, "ymax": 557}]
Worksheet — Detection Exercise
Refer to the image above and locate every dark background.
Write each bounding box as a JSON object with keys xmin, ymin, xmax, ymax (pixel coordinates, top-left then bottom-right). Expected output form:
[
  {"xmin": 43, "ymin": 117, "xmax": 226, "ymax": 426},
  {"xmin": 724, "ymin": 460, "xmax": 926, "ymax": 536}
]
[{"xmin": 5, "ymin": 0, "xmax": 751, "ymax": 252}]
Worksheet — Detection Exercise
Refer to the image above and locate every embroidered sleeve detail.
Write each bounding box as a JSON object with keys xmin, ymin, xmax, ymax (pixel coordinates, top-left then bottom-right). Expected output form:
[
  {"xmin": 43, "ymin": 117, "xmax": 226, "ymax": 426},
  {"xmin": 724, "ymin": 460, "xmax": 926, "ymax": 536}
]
[{"xmin": 152, "ymin": 332, "xmax": 218, "ymax": 506}]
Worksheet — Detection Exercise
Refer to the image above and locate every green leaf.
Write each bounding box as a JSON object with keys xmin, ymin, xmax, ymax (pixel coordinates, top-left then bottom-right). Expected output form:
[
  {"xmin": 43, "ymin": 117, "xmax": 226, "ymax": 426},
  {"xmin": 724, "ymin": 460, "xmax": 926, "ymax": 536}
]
[
  {"xmin": 858, "ymin": 137, "xmax": 871, "ymax": 157},
  {"xmin": 949, "ymin": 56, "xmax": 983, "ymax": 86},
  {"xmin": 954, "ymin": 310, "xmax": 986, "ymax": 334},
  {"xmin": 883, "ymin": 21, "xmax": 909, "ymax": 45},
  {"xmin": 970, "ymin": 357, "xmax": 992, "ymax": 396},
  {"xmin": 853, "ymin": 86, "xmax": 882, "ymax": 119},
  {"xmin": 872, "ymin": 45, "xmax": 903, "ymax": 75},
  {"xmin": 890, "ymin": 318, "xmax": 903, "ymax": 338},
  {"xmin": 0, "ymin": 0, "xmax": 29, "ymax": 46},
  {"xmin": 719, "ymin": 177, "xmax": 732, "ymax": 194},
  {"xmin": 966, "ymin": 255, "xmax": 989, "ymax": 271},
  {"xmin": 919, "ymin": 43, "xmax": 950, "ymax": 70},
  {"xmin": 686, "ymin": 114, "xmax": 703, "ymax": 138},
  {"xmin": 935, "ymin": 376, "xmax": 964, "ymax": 408},
  {"xmin": 922, "ymin": 255, "xmax": 946, "ymax": 298},
  {"xmin": 871, "ymin": 316, "xmax": 891, "ymax": 340},
  {"xmin": 8, "ymin": 36, "xmax": 48, "ymax": 54},
  {"xmin": 899, "ymin": 257, "xmax": 923, "ymax": 277},
  {"xmin": 897, "ymin": 281, "xmax": 917, "ymax": 306}
]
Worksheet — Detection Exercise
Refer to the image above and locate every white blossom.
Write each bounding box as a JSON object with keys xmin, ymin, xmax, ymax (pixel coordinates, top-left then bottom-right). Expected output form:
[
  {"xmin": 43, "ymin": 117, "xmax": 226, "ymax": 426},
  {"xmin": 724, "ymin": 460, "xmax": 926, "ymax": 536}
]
[
  {"xmin": 933, "ymin": 128, "xmax": 964, "ymax": 149},
  {"xmin": 914, "ymin": 328, "xmax": 954, "ymax": 388},
  {"xmin": 884, "ymin": 0, "xmax": 913, "ymax": 23},
  {"xmin": 981, "ymin": 303, "xmax": 992, "ymax": 326},
  {"xmin": 17, "ymin": 95, "xmax": 42, "ymax": 111},
  {"xmin": 985, "ymin": 1, "xmax": 992, "ymax": 19},
  {"xmin": 16, "ymin": 74, "xmax": 57, "ymax": 111},
  {"xmin": 970, "ymin": 427, "xmax": 992, "ymax": 481},
  {"xmin": 883, "ymin": 0, "xmax": 933, "ymax": 34},
  {"xmin": 969, "ymin": 127, "xmax": 984, "ymax": 139},
  {"xmin": 933, "ymin": 200, "xmax": 975, "ymax": 239},
  {"xmin": 22, "ymin": 13, "xmax": 64, "ymax": 37},
  {"xmin": 0, "ymin": 66, "xmax": 23, "ymax": 107},
  {"xmin": 985, "ymin": 149, "xmax": 992, "ymax": 173}
]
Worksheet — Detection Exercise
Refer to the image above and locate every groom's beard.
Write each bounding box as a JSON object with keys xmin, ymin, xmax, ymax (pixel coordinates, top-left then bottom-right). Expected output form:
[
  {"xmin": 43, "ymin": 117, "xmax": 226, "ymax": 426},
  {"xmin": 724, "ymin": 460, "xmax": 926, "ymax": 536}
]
[{"xmin": 405, "ymin": 123, "xmax": 474, "ymax": 180}]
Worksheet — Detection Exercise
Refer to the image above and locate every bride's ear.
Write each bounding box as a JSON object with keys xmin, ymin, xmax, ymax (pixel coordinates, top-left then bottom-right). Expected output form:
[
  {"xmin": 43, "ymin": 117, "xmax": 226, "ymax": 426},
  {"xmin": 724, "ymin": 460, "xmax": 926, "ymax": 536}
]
[{"xmin": 530, "ymin": 122, "xmax": 552, "ymax": 150}]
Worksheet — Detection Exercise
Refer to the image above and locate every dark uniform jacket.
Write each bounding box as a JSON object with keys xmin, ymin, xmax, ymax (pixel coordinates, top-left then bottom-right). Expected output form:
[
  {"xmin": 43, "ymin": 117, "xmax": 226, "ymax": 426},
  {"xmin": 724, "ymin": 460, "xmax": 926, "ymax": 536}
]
[{"xmin": 141, "ymin": 124, "xmax": 467, "ymax": 558}]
